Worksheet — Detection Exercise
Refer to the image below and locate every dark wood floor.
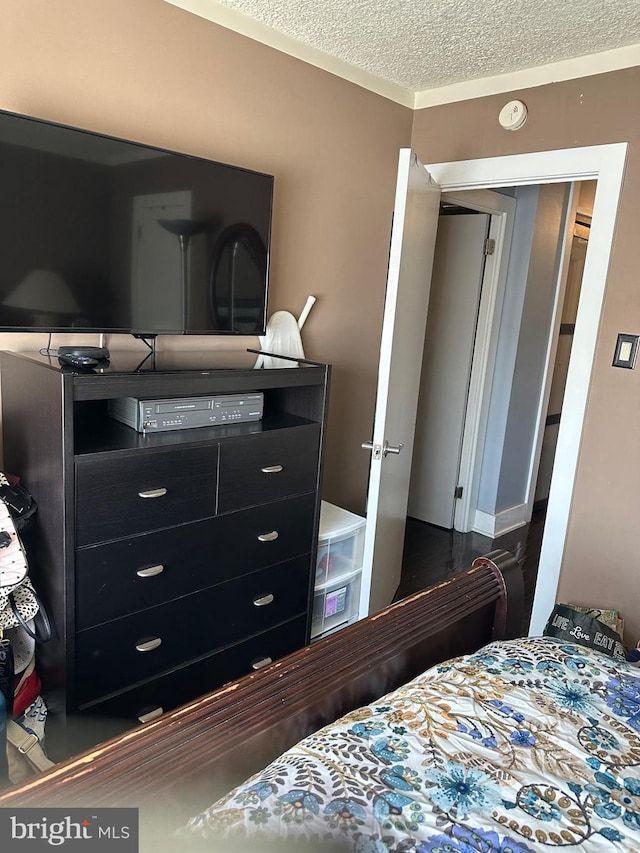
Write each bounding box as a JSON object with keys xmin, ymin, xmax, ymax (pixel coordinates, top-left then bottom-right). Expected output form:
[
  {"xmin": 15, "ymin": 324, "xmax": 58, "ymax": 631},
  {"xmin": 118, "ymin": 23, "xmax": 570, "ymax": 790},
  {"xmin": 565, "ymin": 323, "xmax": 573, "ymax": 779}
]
[{"xmin": 395, "ymin": 508, "xmax": 546, "ymax": 633}]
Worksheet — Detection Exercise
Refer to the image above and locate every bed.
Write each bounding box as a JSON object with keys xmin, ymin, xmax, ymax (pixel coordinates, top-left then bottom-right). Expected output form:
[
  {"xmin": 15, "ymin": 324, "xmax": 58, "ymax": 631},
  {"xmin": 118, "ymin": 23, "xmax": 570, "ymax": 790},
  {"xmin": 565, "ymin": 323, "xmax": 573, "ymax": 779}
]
[
  {"xmin": 181, "ymin": 635, "xmax": 640, "ymax": 852},
  {"xmin": 2, "ymin": 549, "xmax": 637, "ymax": 851}
]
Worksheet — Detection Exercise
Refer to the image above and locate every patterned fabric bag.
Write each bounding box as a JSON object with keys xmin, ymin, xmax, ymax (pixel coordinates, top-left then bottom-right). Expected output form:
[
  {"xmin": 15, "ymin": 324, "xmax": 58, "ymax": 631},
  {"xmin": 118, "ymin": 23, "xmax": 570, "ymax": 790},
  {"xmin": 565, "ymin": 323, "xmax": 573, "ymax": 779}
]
[
  {"xmin": 544, "ymin": 602, "xmax": 626, "ymax": 660},
  {"xmin": 1, "ymin": 630, "xmax": 53, "ymax": 785},
  {"xmin": 0, "ymin": 579, "xmax": 51, "ymax": 642},
  {"xmin": 0, "ymin": 634, "xmax": 53, "ymax": 786},
  {"xmin": 0, "ymin": 472, "xmax": 37, "ymax": 534},
  {"xmin": 0, "ymin": 485, "xmax": 50, "ymax": 643},
  {"xmin": 6, "ymin": 695, "xmax": 54, "ymax": 785},
  {"xmin": 0, "ymin": 502, "xmax": 28, "ymax": 590},
  {"xmin": 0, "ymin": 475, "xmax": 54, "ymax": 787}
]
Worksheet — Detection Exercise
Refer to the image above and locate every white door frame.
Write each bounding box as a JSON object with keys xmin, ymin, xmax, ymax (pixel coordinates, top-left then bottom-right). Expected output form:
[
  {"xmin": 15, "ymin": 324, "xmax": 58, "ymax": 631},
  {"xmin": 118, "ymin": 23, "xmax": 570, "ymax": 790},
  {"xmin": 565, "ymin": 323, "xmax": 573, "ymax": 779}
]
[
  {"xmin": 439, "ymin": 190, "xmax": 516, "ymax": 533},
  {"xmin": 427, "ymin": 143, "xmax": 627, "ymax": 635}
]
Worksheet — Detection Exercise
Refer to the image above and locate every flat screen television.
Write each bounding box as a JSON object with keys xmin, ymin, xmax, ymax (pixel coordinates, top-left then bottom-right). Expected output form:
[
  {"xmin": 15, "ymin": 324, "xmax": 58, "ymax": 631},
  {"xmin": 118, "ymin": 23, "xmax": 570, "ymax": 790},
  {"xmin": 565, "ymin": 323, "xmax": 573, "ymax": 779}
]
[{"xmin": 0, "ymin": 109, "xmax": 273, "ymax": 336}]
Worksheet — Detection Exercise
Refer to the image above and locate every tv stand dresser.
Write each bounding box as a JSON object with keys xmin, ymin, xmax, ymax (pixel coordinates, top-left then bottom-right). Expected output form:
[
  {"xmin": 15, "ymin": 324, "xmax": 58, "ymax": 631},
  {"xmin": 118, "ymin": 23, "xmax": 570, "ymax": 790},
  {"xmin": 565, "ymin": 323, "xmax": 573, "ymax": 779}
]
[{"xmin": 0, "ymin": 349, "xmax": 330, "ymax": 757}]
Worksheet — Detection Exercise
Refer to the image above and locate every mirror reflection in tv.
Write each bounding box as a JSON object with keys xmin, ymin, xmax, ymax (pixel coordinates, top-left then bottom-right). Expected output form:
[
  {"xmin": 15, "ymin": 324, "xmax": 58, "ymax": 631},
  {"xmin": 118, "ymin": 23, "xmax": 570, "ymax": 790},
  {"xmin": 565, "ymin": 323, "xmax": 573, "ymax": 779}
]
[
  {"xmin": 0, "ymin": 109, "xmax": 273, "ymax": 335},
  {"xmin": 210, "ymin": 224, "xmax": 268, "ymax": 331}
]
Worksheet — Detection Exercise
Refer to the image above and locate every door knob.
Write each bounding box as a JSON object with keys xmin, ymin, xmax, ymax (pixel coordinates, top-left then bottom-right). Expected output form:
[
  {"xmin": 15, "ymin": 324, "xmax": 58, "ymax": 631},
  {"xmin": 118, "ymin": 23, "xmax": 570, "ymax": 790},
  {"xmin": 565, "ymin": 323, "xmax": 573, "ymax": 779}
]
[
  {"xmin": 383, "ymin": 441, "xmax": 404, "ymax": 456},
  {"xmin": 361, "ymin": 441, "xmax": 382, "ymax": 459},
  {"xmin": 362, "ymin": 440, "xmax": 404, "ymax": 459}
]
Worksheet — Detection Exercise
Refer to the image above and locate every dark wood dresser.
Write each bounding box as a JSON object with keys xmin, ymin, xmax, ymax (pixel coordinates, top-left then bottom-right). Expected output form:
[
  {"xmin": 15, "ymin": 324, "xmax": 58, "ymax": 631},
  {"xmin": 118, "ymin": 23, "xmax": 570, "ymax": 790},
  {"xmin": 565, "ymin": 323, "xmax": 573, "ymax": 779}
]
[{"xmin": 0, "ymin": 349, "xmax": 330, "ymax": 757}]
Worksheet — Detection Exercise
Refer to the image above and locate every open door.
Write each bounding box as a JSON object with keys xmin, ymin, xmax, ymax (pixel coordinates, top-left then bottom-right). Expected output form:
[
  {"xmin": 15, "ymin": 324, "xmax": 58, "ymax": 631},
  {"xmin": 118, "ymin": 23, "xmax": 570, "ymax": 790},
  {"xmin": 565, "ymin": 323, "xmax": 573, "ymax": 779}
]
[
  {"xmin": 408, "ymin": 211, "xmax": 490, "ymax": 529},
  {"xmin": 359, "ymin": 149, "xmax": 441, "ymax": 616}
]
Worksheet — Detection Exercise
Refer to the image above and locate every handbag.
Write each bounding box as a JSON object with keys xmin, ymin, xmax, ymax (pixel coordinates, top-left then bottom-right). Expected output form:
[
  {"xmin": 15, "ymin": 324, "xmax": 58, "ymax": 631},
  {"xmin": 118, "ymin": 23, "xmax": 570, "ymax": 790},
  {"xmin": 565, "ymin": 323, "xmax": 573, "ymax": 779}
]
[
  {"xmin": 0, "ymin": 501, "xmax": 28, "ymax": 592},
  {"xmin": 0, "ymin": 475, "xmax": 53, "ymax": 786},
  {"xmin": 0, "ymin": 508, "xmax": 51, "ymax": 643},
  {"xmin": 0, "ymin": 497, "xmax": 36, "ymax": 635},
  {"xmin": 8, "ymin": 585, "xmax": 51, "ymax": 643},
  {"xmin": 0, "ymin": 635, "xmax": 54, "ymax": 785},
  {"xmin": 0, "ymin": 473, "xmax": 37, "ymax": 534},
  {"xmin": 6, "ymin": 695, "xmax": 54, "ymax": 784},
  {"xmin": 0, "ymin": 577, "xmax": 48, "ymax": 637}
]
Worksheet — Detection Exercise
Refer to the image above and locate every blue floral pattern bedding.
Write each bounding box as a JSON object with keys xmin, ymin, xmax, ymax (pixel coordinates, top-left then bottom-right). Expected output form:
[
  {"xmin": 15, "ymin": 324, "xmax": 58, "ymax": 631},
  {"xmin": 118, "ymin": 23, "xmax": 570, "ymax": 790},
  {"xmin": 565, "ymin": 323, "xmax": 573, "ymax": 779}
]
[{"xmin": 179, "ymin": 637, "xmax": 640, "ymax": 851}]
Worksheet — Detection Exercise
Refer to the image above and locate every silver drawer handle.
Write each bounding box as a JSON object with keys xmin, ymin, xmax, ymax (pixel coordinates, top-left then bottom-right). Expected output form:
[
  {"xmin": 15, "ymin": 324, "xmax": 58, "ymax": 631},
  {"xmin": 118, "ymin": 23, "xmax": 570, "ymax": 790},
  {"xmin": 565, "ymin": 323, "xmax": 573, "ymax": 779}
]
[
  {"xmin": 138, "ymin": 488, "xmax": 168, "ymax": 499},
  {"xmin": 251, "ymin": 655, "xmax": 273, "ymax": 670},
  {"xmin": 258, "ymin": 530, "xmax": 279, "ymax": 542},
  {"xmin": 136, "ymin": 564, "xmax": 165, "ymax": 578},
  {"xmin": 261, "ymin": 465, "xmax": 283, "ymax": 473},
  {"xmin": 135, "ymin": 637, "xmax": 162, "ymax": 653},
  {"xmin": 138, "ymin": 707, "xmax": 164, "ymax": 723},
  {"xmin": 253, "ymin": 593, "xmax": 274, "ymax": 607}
]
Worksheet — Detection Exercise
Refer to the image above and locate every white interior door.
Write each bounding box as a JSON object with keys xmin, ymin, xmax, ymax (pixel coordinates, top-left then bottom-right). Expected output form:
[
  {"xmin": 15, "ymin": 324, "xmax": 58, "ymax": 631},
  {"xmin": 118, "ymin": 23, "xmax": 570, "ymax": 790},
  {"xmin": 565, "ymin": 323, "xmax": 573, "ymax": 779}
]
[
  {"xmin": 408, "ymin": 212, "xmax": 489, "ymax": 528},
  {"xmin": 131, "ymin": 191, "xmax": 192, "ymax": 330},
  {"xmin": 359, "ymin": 149, "xmax": 441, "ymax": 617}
]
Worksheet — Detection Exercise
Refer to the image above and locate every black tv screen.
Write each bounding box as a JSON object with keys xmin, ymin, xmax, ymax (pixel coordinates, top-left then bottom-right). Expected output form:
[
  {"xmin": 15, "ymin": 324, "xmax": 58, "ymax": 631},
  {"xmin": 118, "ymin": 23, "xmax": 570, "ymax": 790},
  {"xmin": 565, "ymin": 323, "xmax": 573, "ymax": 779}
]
[{"xmin": 0, "ymin": 110, "xmax": 273, "ymax": 335}]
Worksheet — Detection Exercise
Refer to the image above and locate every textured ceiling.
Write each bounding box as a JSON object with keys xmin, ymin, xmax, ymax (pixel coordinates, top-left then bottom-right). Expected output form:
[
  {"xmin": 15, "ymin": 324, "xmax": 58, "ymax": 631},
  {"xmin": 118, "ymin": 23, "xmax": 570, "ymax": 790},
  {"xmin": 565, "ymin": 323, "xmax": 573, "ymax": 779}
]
[{"xmin": 210, "ymin": 0, "xmax": 640, "ymax": 91}]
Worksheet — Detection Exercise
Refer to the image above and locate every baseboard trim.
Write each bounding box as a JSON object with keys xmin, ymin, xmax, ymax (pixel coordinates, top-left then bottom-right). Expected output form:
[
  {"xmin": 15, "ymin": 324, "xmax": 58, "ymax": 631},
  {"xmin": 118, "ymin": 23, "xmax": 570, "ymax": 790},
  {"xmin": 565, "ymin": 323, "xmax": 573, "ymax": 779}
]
[{"xmin": 474, "ymin": 504, "xmax": 528, "ymax": 538}]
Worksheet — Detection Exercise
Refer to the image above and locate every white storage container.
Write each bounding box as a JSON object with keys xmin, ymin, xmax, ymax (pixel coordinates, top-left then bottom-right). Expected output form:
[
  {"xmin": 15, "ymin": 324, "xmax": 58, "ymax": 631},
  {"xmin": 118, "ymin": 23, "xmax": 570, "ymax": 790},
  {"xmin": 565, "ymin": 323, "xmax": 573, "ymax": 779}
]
[
  {"xmin": 312, "ymin": 501, "xmax": 365, "ymax": 639},
  {"xmin": 312, "ymin": 568, "xmax": 362, "ymax": 639},
  {"xmin": 315, "ymin": 501, "xmax": 365, "ymax": 585}
]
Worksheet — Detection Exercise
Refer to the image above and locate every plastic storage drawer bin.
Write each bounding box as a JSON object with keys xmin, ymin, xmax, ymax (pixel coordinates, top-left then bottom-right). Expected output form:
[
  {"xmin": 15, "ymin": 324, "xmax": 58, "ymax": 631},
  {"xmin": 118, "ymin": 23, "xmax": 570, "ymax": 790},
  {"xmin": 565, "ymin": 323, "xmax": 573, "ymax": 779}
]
[
  {"xmin": 312, "ymin": 569, "xmax": 362, "ymax": 639},
  {"xmin": 312, "ymin": 501, "xmax": 365, "ymax": 639},
  {"xmin": 315, "ymin": 501, "xmax": 365, "ymax": 585}
]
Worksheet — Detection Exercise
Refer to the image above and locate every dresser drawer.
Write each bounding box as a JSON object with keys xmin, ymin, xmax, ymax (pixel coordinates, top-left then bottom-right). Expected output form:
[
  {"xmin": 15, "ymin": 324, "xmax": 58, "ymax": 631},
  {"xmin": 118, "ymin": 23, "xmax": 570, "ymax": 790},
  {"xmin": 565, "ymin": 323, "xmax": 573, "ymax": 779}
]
[
  {"xmin": 218, "ymin": 424, "xmax": 320, "ymax": 513},
  {"xmin": 75, "ymin": 493, "xmax": 317, "ymax": 630},
  {"xmin": 74, "ymin": 615, "xmax": 307, "ymax": 737},
  {"xmin": 75, "ymin": 444, "xmax": 218, "ymax": 546},
  {"xmin": 75, "ymin": 555, "xmax": 311, "ymax": 704}
]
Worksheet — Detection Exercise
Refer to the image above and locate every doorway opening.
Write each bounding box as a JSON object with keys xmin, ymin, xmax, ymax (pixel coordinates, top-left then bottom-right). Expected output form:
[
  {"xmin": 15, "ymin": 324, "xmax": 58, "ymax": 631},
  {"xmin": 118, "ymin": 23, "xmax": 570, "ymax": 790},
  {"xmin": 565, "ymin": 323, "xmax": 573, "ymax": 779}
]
[
  {"xmin": 407, "ymin": 188, "xmax": 516, "ymax": 534},
  {"xmin": 359, "ymin": 144, "xmax": 626, "ymax": 638},
  {"xmin": 400, "ymin": 180, "xmax": 594, "ymax": 629},
  {"xmin": 533, "ymin": 182, "xmax": 593, "ymax": 514}
]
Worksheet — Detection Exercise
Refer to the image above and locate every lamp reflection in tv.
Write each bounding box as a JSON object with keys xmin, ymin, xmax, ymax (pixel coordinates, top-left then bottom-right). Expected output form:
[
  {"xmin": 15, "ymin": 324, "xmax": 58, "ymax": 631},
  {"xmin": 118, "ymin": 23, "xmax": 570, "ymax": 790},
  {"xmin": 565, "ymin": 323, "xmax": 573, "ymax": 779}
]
[
  {"xmin": 158, "ymin": 218, "xmax": 208, "ymax": 330},
  {"xmin": 1, "ymin": 269, "xmax": 81, "ymax": 326}
]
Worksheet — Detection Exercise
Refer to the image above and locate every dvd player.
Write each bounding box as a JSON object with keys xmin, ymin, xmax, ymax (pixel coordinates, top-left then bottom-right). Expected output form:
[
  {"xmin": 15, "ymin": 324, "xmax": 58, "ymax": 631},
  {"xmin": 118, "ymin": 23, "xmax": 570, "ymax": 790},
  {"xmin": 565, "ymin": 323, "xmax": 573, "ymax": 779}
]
[{"xmin": 108, "ymin": 393, "xmax": 264, "ymax": 433}]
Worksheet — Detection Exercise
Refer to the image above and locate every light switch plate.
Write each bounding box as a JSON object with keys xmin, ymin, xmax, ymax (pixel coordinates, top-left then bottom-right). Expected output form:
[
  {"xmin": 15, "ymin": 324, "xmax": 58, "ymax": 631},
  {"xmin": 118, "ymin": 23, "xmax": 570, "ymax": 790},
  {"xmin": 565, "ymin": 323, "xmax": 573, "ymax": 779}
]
[{"xmin": 612, "ymin": 333, "xmax": 639, "ymax": 368}]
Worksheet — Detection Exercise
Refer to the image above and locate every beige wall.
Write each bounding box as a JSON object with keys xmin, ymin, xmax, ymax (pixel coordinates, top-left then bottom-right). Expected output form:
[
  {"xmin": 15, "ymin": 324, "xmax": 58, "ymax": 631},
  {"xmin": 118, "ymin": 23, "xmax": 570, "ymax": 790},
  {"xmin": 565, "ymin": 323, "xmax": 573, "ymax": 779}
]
[
  {"xmin": 412, "ymin": 67, "xmax": 640, "ymax": 642},
  {"xmin": 0, "ymin": 0, "xmax": 412, "ymax": 511},
  {"xmin": 2, "ymin": 1, "xmax": 639, "ymax": 639}
]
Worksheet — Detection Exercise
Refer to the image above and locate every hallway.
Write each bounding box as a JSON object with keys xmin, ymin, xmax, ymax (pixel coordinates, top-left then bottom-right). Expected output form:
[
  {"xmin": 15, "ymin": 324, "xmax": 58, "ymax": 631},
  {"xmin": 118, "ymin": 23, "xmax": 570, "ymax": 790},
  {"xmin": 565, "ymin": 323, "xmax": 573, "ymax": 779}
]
[{"xmin": 395, "ymin": 509, "xmax": 546, "ymax": 633}]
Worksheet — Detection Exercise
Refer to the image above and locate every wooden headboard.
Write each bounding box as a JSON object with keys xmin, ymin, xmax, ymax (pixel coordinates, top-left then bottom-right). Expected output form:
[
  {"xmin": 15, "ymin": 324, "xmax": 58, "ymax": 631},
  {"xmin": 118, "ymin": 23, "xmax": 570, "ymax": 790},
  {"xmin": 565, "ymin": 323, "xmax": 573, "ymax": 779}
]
[{"xmin": 0, "ymin": 549, "xmax": 523, "ymax": 841}]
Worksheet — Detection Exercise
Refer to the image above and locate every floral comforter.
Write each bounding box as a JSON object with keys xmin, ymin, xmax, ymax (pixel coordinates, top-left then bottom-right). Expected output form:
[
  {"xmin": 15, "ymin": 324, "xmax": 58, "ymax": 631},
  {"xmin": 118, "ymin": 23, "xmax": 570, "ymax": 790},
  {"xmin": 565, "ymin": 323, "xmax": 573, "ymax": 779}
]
[{"xmin": 179, "ymin": 637, "xmax": 640, "ymax": 851}]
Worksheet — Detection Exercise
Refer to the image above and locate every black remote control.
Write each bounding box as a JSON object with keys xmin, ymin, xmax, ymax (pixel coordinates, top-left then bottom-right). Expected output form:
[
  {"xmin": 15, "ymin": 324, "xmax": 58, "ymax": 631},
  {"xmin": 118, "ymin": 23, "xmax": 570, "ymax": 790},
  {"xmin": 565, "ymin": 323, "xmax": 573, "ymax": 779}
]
[{"xmin": 58, "ymin": 354, "xmax": 99, "ymax": 370}]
